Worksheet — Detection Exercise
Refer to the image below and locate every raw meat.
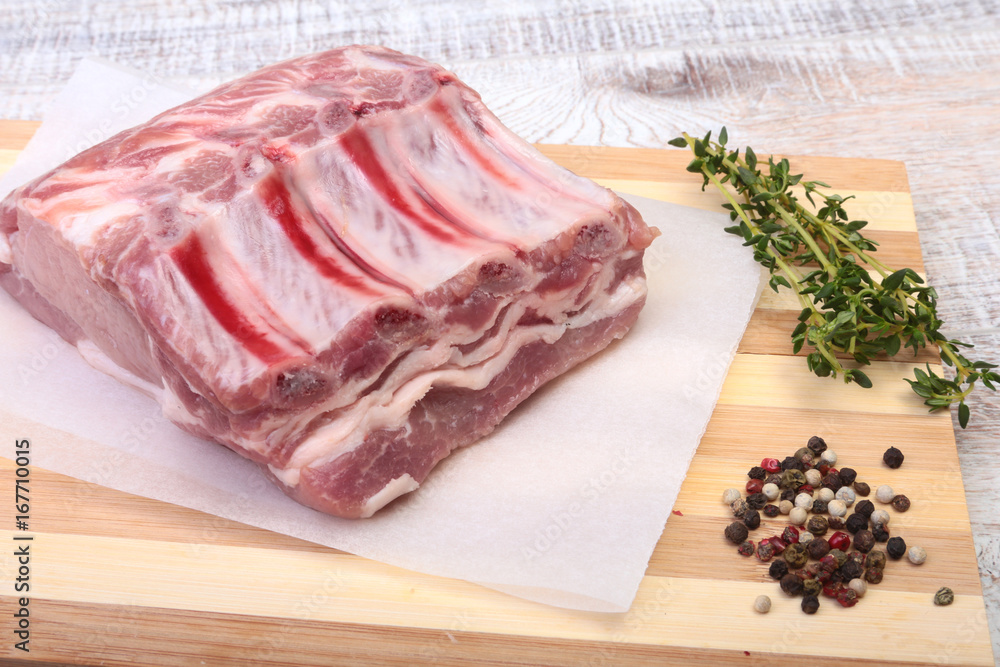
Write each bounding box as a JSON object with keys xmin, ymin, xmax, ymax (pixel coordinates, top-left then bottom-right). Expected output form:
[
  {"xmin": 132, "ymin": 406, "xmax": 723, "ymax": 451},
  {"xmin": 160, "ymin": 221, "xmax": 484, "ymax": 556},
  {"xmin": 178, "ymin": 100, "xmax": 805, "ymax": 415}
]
[{"xmin": 0, "ymin": 46, "xmax": 657, "ymax": 518}]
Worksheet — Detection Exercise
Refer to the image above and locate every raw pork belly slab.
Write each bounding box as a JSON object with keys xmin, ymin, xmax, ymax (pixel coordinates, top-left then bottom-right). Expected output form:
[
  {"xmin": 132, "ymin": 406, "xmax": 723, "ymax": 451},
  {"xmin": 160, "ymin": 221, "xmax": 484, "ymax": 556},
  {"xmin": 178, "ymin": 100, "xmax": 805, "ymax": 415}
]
[{"xmin": 0, "ymin": 46, "xmax": 656, "ymax": 518}]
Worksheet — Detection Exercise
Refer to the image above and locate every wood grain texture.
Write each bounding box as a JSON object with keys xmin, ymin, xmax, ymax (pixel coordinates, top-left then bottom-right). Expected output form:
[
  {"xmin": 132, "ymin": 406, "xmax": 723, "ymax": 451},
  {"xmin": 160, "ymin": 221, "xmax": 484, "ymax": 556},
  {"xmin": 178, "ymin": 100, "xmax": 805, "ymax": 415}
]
[
  {"xmin": 0, "ymin": 126, "xmax": 992, "ymax": 664},
  {"xmin": 0, "ymin": 0, "xmax": 999, "ymax": 661}
]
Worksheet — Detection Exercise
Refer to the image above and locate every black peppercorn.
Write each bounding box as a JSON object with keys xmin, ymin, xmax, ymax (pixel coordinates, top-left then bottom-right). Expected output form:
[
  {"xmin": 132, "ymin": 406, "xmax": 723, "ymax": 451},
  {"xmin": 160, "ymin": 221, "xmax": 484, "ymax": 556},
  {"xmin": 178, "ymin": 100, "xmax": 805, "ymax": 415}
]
[
  {"xmin": 738, "ymin": 540, "xmax": 755, "ymax": 556},
  {"xmin": 853, "ymin": 481, "xmax": 871, "ymax": 496},
  {"xmin": 872, "ymin": 523, "xmax": 890, "ymax": 542},
  {"xmin": 801, "ymin": 595, "xmax": 820, "ymax": 614},
  {"xmin": 853, "ymin": 529, "xmax": 875, "ymax": 553},
  {"xmin": 887, "ymin": 536, "xmax": 907, "ymax": 559},
  {"xmin": 855, "ymin": 499, "xmax": 875, "ymax": 518},
  {"xmin": 780, "ymin": 573, "xmax": 805, "ymax": 596},
  {"xmin": 764, "ymin": 473, "xmax": 783, "ymax": 487},
  {"xmin": 781, "ymin": 456, "xmax": 804, "ymax": 472},
  {"xmin": 806, "ymin": 537, "xmax": 831, "ymax": 561},
  {"xmin": 743, "ymin": 509, "xmax": 761, "ymax": 530},
  {"xmin": 748, "ymin": 465, "xmax": 767, "ymax": 480},
  {"xmin": 866, "ymin": 550, "xmax": 887, "ymax": 571},
  {"xmin": 892, "ymin": 494, "xmax": 911, "ymax": 512},
  {"xmin": 827, "ymin": 516, "xmax": 846, "ymax": 530},
  {"xmin": 725, "ymin": 521, "xmax": 749, "ymax": 544},
  {"xmin": 763, "ymin": 504, "xmax": 780, "ymax": 518},
  {"xmin": 769, "ymin": 559, "xmax": 789, "ymax": 580},
  {"xmin": 806, "ymin": 515, "xmax": 829, "ymax": 537},
  {"xmin": 812, "ymin": 499, "xmax": 829, "ymax": 514},
  {"xmin": 780, "ymin": 488, "xmax": 796, "ymax": 502},
  {"xmin": 845, "ymin": 513, "xmax": 868, "ymax": 534},
  {"xmin": 837, "ymin": 467, "xmax": 857, "ymax": 486},
  {"xmin": 839, "ymin": 559, "xmax": 863, "ymax": 582},
  {"xmin": 746, "ymin": 492, "xmax": 767, "ymax": 510},
  {"xmin": 821, "ymin": 473, "xmax": 843, "ymax": 492},
  {"xmin": 807, "ymin": 436, "xmax": 827, "ymax": 455},
  {"xmin": 883, "ymin": 446, "xmax": 904, "ymax": 468}
]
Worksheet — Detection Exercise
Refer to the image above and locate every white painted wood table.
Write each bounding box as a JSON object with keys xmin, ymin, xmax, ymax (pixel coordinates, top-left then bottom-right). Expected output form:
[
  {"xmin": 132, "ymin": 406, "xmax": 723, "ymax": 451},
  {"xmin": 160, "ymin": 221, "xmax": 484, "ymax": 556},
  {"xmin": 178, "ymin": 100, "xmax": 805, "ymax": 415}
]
[{"xmin": 2, "ymin": 0, "xmax": 999, "ymax": 662}]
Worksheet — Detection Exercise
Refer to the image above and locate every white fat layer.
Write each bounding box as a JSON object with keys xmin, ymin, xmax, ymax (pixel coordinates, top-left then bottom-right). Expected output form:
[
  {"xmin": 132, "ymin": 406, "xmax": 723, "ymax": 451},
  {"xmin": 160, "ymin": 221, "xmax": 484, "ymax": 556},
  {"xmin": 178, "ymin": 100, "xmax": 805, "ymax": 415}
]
[
  {"xmin": 75, "ymin": 338, "xmax": 163, "ymax": 400},
  {"xmin": 359, "ymin": 474, "xmax": 419, "ymax": 517},
  {"xmin": 279, "ymin": 261, "xmax": 646, "ymax": 479},
  {"xmin": 0, "ymin": 232, "xmax": 11, "ymax": 264}
]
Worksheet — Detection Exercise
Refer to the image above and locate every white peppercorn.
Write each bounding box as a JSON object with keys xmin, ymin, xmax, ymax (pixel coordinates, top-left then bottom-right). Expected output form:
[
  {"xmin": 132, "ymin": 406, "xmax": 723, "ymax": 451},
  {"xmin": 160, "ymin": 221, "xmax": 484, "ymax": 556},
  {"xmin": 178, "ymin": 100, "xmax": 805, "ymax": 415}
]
[
  {"xmin": 835, "ymin": 487, "xmax": 856, "ymax": 506},
  {"xmin": 794, "ymin": 492, "xmax": 813, "ymax": 509},
  {"xmin": 722, "ymin": 488, "xmax": 742, "ymax": 505},
  {"xmin": 908, "ymin": 546, "xmax": 927, "ymax": 565},
  {"xmin": 798, "ymin": 531, "xmax": 815, "ymax": 545},
  {"xmin": 817, "ymin": 487, "xmax": 835, "ymax": 503},
  {"xmin": 804, "ymin": 468, "xmax": 822, "ymax": 487},
  {"xmin": 754, "ymin": 595, "xmax": 772, "ymax": 614},
  {"xmin": 762, "ymin": 482, "xmax": 780, "ymax": 501},
  {"xmin": 789, "ymin": 507, "xmax": 808, "ymax": 526},
  {"xmin": 779, "ymin": 499, "xmax": 794, "ymax": 515},
  {"xmin": 848, "ymin": 578, "xmax": 867, "ymax": 598},
  {"xmin": 875, "ymin": 484, "xmax": 894, "ymax": 504},
  {"xmin": 828, "ymin": 499, "xmax": 848, "ymax": 517},
  {"xmin": 870, "ymin": 509, "xmax": 890, "ymax": 526},
  {"xmin": 820, "ymin": 449, "xmax": 837, "ymax": 465}
]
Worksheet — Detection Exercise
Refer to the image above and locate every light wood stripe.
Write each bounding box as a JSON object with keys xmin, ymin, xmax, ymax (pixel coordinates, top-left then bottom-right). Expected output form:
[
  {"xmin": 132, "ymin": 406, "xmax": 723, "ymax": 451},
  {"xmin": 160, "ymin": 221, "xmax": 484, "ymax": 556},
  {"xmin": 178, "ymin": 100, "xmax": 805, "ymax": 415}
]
[{"xmin": 1, "ymin": 531, "xmax": 989, "ymax": 664}]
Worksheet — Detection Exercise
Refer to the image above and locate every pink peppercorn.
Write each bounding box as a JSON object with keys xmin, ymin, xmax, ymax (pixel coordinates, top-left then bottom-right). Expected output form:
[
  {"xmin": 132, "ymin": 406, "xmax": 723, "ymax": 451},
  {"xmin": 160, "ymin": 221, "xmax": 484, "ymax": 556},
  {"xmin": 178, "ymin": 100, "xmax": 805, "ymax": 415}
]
[
  {"xmin": 761, "ymin": 458, "xmax": 781, "ymax": 473},
  {"xmin": 767, "ymin": 537, "xmax": 787, "ymax": 554},
  {"xmin": 746, "ymin": 479, "xmax": 764, "ymax": 494},
  {"xmin": 828, "ymin": 531, "xmax": 851, "ymax": 551}
]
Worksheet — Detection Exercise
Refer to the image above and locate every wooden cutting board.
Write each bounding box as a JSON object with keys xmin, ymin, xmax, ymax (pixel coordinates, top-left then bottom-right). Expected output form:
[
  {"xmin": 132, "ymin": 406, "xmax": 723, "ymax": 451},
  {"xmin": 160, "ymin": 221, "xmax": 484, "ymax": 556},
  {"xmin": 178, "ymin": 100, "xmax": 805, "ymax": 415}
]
[{"xmin": 0, "ymin": 120, "xmax": 993, "ymax": 666}]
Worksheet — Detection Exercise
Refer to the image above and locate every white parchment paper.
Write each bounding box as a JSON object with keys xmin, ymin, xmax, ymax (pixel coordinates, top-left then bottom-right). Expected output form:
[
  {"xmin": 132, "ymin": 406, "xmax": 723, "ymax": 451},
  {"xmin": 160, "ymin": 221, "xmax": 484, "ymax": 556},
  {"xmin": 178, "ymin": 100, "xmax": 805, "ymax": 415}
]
[{"xmin": 0, "ymin": 58, "xmax": 762, "ymax": 612}]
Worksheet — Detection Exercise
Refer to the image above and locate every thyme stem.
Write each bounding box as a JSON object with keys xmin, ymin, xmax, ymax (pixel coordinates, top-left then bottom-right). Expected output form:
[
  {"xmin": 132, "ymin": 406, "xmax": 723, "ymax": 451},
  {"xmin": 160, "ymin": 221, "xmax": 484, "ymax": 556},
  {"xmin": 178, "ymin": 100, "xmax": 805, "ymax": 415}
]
[{"xmin": 670, "ymin": 128, "xmax": 999, "ymax": 427}]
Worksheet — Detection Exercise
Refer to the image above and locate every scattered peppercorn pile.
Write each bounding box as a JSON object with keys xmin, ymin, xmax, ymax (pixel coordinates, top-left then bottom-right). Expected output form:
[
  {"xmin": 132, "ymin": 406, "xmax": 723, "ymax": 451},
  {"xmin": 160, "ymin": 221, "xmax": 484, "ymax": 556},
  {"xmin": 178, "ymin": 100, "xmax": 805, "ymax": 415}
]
[{"xmin": 723, "ymin": 437, "xmax": 938, "ymax": 614}]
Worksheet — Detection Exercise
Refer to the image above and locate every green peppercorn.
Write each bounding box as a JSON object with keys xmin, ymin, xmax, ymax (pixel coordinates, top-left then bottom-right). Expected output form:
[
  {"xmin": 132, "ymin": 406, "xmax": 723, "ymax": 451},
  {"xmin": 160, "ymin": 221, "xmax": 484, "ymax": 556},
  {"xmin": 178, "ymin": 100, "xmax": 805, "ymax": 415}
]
[
  {"xmin": 783, "ymin": 543, "xmax": 809, "ymax": 569},
  {"xmin": 801, "ymin": 595, "xmax": 820, "ymax": 614},
  {"xmin": 866, "ymin": 550, "xmax": 887, "ymax": 571},
  {"xmin": 802, "ymin": 579, "xmax": 822, "ymax": 597},
  {"xmin": 806, "ymin": 515, "xmax": 829, "ymax": 537},
  {"xmin": 827, "ymin": 549, "xmax": 848, "ymax": 569},
  {"xmin": 934, "ymin": 587, "xmax": 955, "ymax": 606},
  {"xmin": 883, "ymin": 446, "xmax": 905, "ymax": 469},
  {"xmin": 780, "ymin": 573, "xmax": 805, "ymax": 596},
  {"xmin": 781, "ymin": 469, "xmax": 806, "ymax": 490},
  {"xmin": 725, "ymin": 521, "xmax": 749, "ymax": 545},
  {"xmin": 863, "ymin": 567, "xmax": 884, "ymax": 584},
  {"xmin": 793, "ymin": 447, "xmax": 812, "ymax": 461}
]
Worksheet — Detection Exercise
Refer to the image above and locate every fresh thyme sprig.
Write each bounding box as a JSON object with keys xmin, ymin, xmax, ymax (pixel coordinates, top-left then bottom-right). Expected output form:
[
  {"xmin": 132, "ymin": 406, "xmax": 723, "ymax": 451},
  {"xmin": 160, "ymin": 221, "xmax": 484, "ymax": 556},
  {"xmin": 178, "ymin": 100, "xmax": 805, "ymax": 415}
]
[{"xmin": 669, "ymin": 128, "xmax": 998, "ymax": 428}]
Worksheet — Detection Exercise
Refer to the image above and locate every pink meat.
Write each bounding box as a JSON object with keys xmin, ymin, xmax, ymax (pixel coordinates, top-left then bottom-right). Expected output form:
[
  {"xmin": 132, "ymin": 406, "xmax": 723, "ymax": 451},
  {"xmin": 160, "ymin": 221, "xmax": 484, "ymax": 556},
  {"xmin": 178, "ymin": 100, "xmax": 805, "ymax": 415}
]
[{"xmin": 0, "ymin": 46, "xmax": 657, "ymax": 518}]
